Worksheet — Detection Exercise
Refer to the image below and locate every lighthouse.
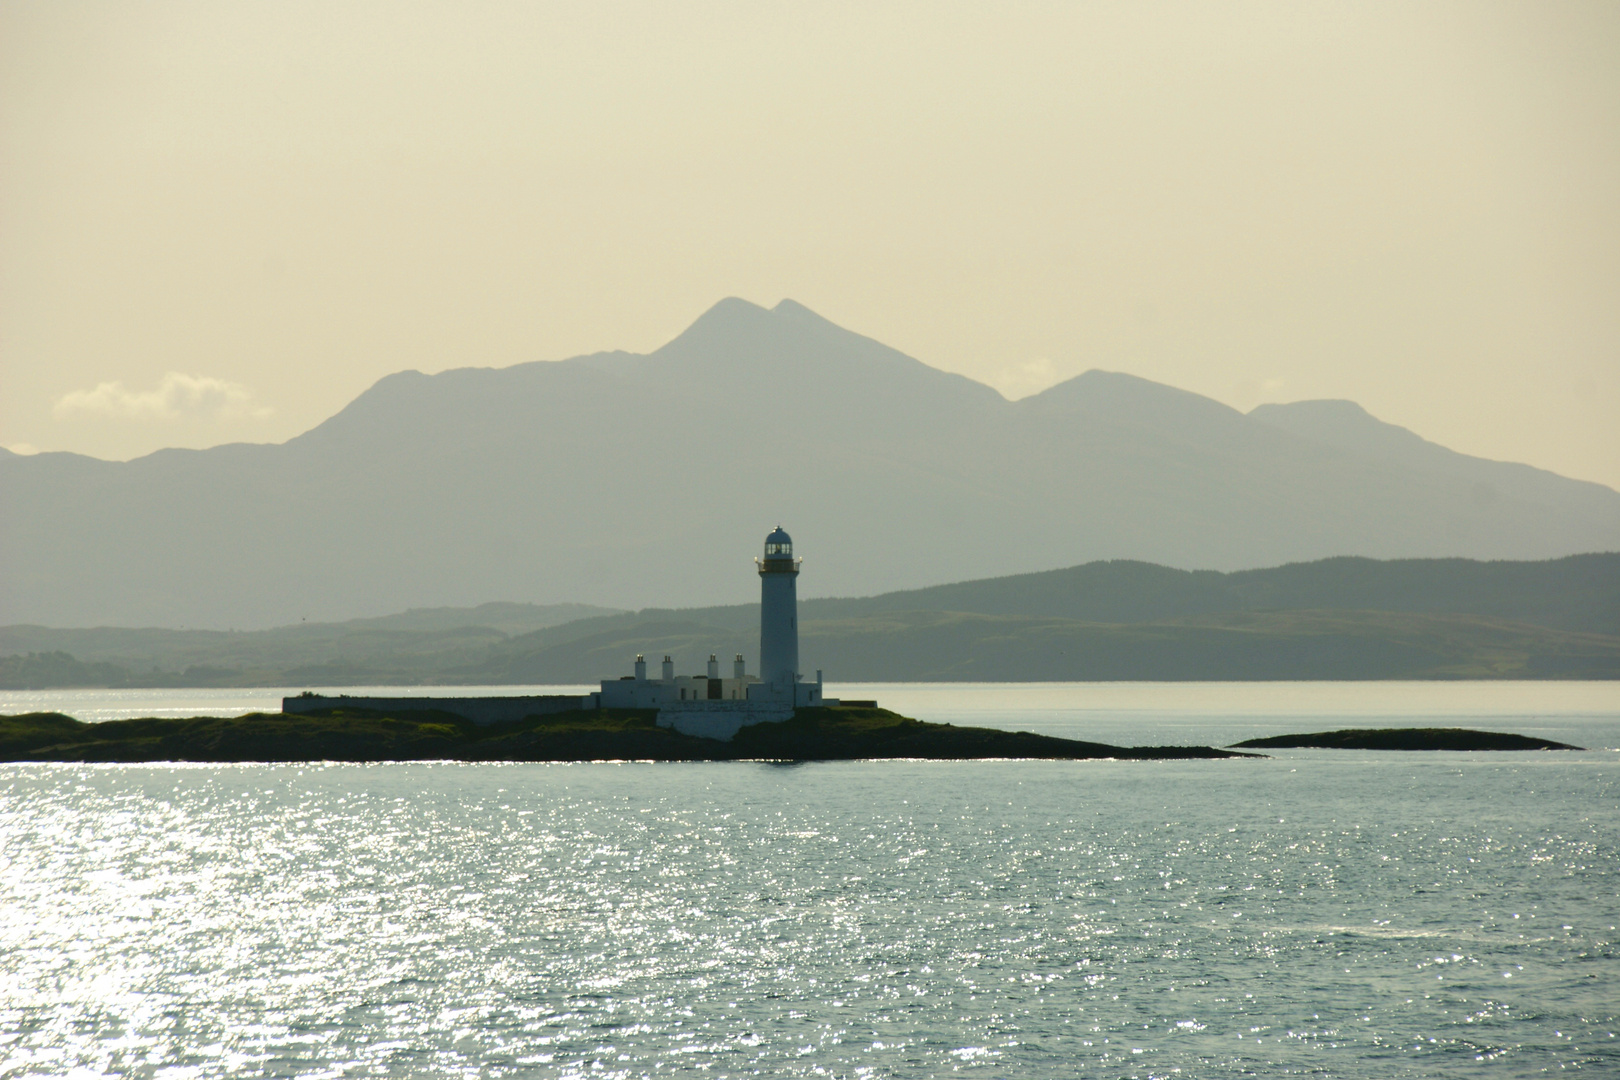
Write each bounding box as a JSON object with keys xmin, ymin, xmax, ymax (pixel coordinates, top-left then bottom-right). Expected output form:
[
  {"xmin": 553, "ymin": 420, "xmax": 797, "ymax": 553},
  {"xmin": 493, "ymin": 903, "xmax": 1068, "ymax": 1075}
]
[
  {"xmin": 292, "ymin": 526, "xmax": 840, "ymax": 742},
  {"xmin": 757, "ymin": 526, "xmax": 800, "ymax": 688},
  {"xmin": 593, "ymin": 526, "xmax": 829, "ymax": 727}
]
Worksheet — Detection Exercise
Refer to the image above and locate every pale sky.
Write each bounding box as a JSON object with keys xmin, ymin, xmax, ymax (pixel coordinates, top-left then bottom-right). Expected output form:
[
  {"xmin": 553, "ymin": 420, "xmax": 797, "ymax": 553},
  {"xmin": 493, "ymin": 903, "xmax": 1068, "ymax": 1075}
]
[{"xmin": 3, "ymin": 1, "xmax": 1618, "ymax": 488}]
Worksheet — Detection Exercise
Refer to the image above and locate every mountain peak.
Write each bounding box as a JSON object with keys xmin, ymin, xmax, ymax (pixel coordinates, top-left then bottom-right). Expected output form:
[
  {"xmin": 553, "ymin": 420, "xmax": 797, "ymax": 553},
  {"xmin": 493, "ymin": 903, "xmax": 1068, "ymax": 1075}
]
[
  {"xmin": 667, "ymin": 297, "xmax": 856, "ymax": 343},
  {"xmin": 1018, "ymin": 369, "xmax": 1247, "ymax": 434},
  {"xmin": 1249, "ymin": 399, "xmax": 1428, "ymax": 458},
  {"xmin": 670, "ymin": 296, "xmax": 773, "ymax": 340},
  {"xmin": 1251, "ymin": 398, "xmax": 1378, "ymax": 425},
  {"xmin": 631, "ymin": 296, "xmax": 1006, "ymax": 417},
  {"xmin": 771, "ymin": 297, "xmax": 823, "ymax": 320}
]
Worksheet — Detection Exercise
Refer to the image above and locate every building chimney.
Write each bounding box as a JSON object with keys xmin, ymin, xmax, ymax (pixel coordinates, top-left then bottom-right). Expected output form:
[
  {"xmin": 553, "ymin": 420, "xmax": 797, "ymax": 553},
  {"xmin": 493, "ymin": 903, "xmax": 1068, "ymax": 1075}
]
[
  {"xmin": 662, "ymin": 655, "xmax": 675, "ymax": 681},
  {"xmin": 634, "ymin": 654, "xmax": 647, "ymax": 681},
  {"xmin": 707, "ymin": 653, "xmax": 720, "ymax": 679},
  {"xmin": 734, "ymin": 654, "xmax": 746, "ymax": 679}
]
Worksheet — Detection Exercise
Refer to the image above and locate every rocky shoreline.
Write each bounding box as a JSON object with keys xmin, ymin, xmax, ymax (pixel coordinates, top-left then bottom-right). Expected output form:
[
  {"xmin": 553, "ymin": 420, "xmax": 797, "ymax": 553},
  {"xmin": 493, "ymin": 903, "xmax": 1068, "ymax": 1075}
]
[
  {"xmin": 0, "ymin": 705, "xmax": 1257, "ymax": 763},
  {"xmin": 1231, "ymin": 727, "xmax": 1584, "ymax": 751}
]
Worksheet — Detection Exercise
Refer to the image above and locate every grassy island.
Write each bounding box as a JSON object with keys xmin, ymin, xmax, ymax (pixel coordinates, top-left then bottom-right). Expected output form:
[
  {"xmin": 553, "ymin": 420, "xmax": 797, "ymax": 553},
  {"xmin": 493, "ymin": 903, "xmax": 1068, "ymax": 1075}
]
[
  {"xmin": 1230, "ymin": 727, "xmax": 1585, "ymax": 751},
  {"xmin": 0, "ymin": 705, "xmax": 1257, "ymax": 763}
]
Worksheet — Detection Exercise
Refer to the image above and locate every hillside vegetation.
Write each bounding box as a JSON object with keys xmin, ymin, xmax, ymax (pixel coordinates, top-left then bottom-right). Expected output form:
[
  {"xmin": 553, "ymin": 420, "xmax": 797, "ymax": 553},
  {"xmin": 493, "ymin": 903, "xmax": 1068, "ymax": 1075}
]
[{"xmin": 2, "ymin": 554, "xmax": 1616, "ymax": 687}]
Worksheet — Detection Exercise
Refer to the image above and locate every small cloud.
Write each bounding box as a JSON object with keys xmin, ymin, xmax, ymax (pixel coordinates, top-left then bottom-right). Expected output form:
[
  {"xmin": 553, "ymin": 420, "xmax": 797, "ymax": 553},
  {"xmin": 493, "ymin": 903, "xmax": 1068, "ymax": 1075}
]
[
  {"xmin": 54, "ymin": 372, "xmax": 273, "ymax": 422},
  {"xmin": 4, "ymin": 442, "xmax": 40, "ymax": 455},
  {"xmin": 985, "ymin": 357, "xmax": 1063, "ymax": 401}
]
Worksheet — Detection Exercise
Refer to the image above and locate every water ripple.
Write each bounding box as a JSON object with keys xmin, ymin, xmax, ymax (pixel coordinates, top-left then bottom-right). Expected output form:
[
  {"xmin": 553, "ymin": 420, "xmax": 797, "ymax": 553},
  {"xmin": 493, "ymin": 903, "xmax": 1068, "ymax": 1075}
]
[{"xmin": 1, "ymin": 756, "xmax": 1616, "ymax": 1078}]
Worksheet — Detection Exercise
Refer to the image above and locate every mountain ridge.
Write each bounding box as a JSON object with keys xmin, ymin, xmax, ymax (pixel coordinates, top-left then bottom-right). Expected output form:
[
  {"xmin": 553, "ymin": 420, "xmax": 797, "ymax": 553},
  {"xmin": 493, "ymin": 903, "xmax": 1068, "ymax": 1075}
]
[{"xmin": 3, "ymin": 298, "xmax": 1617, "ymax": 629}]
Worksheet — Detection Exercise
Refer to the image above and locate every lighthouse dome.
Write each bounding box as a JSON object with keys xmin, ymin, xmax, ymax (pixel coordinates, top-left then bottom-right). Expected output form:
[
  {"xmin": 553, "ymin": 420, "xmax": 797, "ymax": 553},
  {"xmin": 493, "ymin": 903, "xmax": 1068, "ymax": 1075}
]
[{"xmin": 763, "ymin": 527, "xmax": 793, "ymax": 558}]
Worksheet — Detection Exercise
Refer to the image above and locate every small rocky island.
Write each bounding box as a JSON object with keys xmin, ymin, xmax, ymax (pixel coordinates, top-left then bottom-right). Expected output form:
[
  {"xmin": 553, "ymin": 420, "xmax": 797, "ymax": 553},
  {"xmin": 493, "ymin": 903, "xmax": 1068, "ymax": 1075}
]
[
  {"xmin": 1231, "ymin": 727, "xmax": 1585, "ymax": 751},
  {"xmin": 0, "ymin": 705, "xmax": 1256, "ymax": 763}
]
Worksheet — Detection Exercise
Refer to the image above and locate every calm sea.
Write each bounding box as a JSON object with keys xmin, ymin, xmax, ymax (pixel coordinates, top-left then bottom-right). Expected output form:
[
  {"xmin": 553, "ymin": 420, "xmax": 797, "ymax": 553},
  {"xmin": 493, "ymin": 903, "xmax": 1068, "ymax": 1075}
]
[{"xmin": 2, "ymin": 683, "xmax": 1616, "ymax": 1078}]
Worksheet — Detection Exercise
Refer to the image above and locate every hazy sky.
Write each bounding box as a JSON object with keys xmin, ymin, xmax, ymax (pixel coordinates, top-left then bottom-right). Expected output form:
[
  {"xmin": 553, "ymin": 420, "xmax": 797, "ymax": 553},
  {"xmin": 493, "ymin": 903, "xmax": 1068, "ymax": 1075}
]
[{"xmin": 4, "ymin": 2, "xmax": 1618, "ymax": 488}]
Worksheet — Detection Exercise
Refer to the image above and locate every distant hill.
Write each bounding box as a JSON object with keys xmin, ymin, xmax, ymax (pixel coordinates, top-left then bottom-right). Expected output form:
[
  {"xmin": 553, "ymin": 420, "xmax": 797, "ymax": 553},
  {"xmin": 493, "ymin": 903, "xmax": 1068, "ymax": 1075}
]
[
  {"xmin": 316, "ymin": 602, "xmax": 621, "ymax": 637},
  {"xmin": 4, "ymin": 298, "xmax": 1619, "ymax": 630},
  {"xmin": 468, "ymin": 610, "xmax": 1617, "ymax": 684},
  {"xmin": 0, "ymin": 602, "xmax": 620, "ymax": 688},
  {"xmin": 452, "ymin": 552, "xmax": 1620, "ymax": 682},
  {"xmin": 3, "ymin": 554, "xmax": 1615, "ymax": 687},
  {"xmin": 796, "ymin": 552, "xmax": 1620, "ymax": 635}
]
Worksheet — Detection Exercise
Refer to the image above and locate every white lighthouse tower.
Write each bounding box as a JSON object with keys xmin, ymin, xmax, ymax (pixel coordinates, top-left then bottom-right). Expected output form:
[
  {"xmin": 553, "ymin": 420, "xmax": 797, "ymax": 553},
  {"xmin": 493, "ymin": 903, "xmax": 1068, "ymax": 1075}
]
[
  {"xmin": 757, "ymin": 526, "xmax": 800, "ymax": 688},
  {"xmin": 587, "ymin": 526, "xmax": 834, "ymax": 734}
]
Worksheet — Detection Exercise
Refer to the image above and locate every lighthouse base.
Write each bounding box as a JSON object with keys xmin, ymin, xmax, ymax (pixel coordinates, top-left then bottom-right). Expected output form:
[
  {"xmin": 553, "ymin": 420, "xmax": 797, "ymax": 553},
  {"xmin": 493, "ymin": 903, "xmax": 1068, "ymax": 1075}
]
[{"xmin": 657, "ymin": 676, "xmax": 839, "ymax": 741}]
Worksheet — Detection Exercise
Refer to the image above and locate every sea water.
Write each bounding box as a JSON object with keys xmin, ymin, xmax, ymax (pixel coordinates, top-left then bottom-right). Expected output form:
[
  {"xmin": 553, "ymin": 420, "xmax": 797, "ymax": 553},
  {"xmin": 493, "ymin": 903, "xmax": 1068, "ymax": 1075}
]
[{"xmin": 1, "ymin": 683, "xmax": 1616, "ymax": 1078}]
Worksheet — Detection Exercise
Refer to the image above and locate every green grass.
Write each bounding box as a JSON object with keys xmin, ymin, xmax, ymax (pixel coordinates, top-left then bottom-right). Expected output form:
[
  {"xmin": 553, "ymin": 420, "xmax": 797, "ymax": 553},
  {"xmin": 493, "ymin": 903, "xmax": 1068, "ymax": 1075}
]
[{"xmin": 0, "ymin": 709, "xmax": 477, "ymax": 762}]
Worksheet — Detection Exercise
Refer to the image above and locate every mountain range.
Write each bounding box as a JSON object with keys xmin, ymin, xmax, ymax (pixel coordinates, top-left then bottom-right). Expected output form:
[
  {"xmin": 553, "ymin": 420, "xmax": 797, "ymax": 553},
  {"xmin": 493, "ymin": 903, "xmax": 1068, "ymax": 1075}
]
[{"xmin": 4, "ymin": 297, "xmax": 1618, "ymax": 630}]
